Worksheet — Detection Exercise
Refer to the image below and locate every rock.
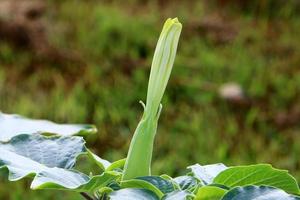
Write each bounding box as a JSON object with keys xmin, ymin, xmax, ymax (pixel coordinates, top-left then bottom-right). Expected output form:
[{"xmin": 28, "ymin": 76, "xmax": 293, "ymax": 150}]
[{"xmin": 219, "ymin": 82, "xmax": 244, "ymax": 102}]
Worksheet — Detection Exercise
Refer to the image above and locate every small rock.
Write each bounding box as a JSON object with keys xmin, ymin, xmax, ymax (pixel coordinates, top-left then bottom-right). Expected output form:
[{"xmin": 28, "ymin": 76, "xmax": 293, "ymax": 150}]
[{"xmin": 219, "ymin": 82, "xmax": 244, "ymax": 101}]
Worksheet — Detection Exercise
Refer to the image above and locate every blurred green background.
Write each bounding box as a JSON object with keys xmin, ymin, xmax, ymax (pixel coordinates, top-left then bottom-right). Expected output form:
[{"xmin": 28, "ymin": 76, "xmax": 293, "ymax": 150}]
[{"xmin": 0, "ymin": 0, "xmax": 300, "ymax": 199}]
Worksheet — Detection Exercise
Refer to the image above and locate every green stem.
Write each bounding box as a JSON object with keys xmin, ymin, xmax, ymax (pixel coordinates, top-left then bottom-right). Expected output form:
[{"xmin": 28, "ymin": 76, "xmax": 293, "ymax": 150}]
[{"xmin": 122, "ymin": 116, "xmax": 157, "ymax": 180}]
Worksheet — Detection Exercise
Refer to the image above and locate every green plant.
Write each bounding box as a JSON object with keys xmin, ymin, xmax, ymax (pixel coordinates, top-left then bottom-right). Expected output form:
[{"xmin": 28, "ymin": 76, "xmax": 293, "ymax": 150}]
[{"xmin": 0, "ymin": 18, "xmax": 299, "ymax": 200}]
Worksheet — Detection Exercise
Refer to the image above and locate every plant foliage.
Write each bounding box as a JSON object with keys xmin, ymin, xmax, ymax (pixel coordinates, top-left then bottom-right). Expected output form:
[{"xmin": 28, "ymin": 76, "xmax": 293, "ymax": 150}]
[{"xmin": 0, "ymin": 18, "xmax": 299, "ymax": 200}]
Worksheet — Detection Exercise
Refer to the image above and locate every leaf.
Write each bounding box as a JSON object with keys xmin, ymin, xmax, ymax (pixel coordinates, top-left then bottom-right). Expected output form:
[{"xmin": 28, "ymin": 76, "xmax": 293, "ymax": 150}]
[
  {"xmin": 195, "ymin": 186, "xmax": 227, "ymax": 200},
  {"xmin": 108, "ymin": 181, "xmax": 122, "ymax": 190},
  {"xmin": 173, "ymin": 176, "xmax": 198, "ymax": 190},
  {"xmin": 162, "ymin": 190, "xmax": 192, "ymax": 200},
  {"xmin": 32, "ymin": 170, "xmax": 120, "ymax": 192},
  {"xmin": 136, "ymin": 176, "xmax": 175, "ymax": 194},
  {"xmin": 98, "ymin": 186, "xmax": 114, "ymax": 194},
  {"xmin": 0, "ymin": 134, "xmax": 119, "ymax": 192},
  {"xmin": 0, "ymin": 112, "xmax": 97, "ymax": 142},
  {"xmin": 213, "ymin": 164, "xmax": 300, "ymax": 194},
  {"xmin": 160, "ymin": 174, "xmax": 181, "ymax": 190},
  {"xmin": 109, "ymin": 188, "xmax": 159, "ymax": 200},
  {"xmin": 120, "ymin": 176, "xmax": 175, "ymax": 198},
  {"xmin": 121, "ymin": 179, "xmax": 164, "ymax": 198},
  {"xmin": 0, "ymin": 134, "xmax": 86, "ymax": 180},
  {"xmin": 221, "ymin": 185, "xmax": 300, "ymax": 200},
  {"xmin": 106, "ymin": 158, "xmax": 126, "ymax": 171},
  {"xmin": 87, "ymin": 150, "xmax": 111, "ymax": 171},
  {"xmin": 31, "ymin": 167, "xmax": 90, "ymax": 190},
  {"xmin": 188, "ymin": 163, "xmax": 227, "ymax": 184}
]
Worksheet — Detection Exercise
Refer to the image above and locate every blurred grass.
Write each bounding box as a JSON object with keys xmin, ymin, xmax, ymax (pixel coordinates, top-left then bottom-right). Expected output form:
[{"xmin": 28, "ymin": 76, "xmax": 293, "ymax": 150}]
[{"xmin": 0, "ymin": 0, "xmax": 300, "ymax": 199}]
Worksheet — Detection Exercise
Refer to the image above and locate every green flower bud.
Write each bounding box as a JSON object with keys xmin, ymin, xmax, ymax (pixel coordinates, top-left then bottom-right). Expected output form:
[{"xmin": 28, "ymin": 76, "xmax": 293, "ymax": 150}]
[
  {"xmin": 145, "ymin": 18, "xmax": 182, "ymax": 119},
  {"xmin": 122, "ymin": 18, "xmax": 182, "ymax": 181}
]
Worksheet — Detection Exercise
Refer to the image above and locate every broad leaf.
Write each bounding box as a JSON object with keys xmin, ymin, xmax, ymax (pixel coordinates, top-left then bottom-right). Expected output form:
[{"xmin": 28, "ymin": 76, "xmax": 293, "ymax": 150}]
[
  {"xmin": 162, "ymin": 190, "xmax": 192, "ymax": 200},
  {"xmin": 0, "ymin": 134, "xmax": 119, "ymax": 192},
  {"xmin": 109, "ymin": 188, "xmax": 159, "ymax": 200},
  {"xmin": 120, "ymin": 176, "xmax": 175, "ymax": 198},
  {"xmin": 188, "ymin": 163, "xmax": 227, "ymax": 184},
  {"xmin": 173, "ymin": 176, "xmax": 198, "ymax": 190},
  {"xmin": 0, "ymin": 134, "xmax": 86, "ymax": 180},
  {"xmin": 195, "ymin": 186, "xmax": 227, "ymax": 200},
  {"xmin": 108, "ymin": 181, "xmax": 122, "ymax": 190},
  {"xmin": 87, "ymin": 150, "xmax": 111, "ymax": 171},
  {"xmin": 213, "ymin": 164, "xmax": 300, "ymax": 194},
  {"xmin": 137, "ymin": 176, "xmax": 175, "ymax": 194},
  {"xmin": 0, "ymin": 112, "xmax": 97, "ymax": 142},
  {"xmin": 222, "ymin": 185, "xmax": 300, "ymax": 200},
  {"xmin": 32, "ymin": 170, "xmax": 120, "ymax": 192},
  {"xmin": 121, "ymin": 179, "xmax": 164, "ymax": 198}
]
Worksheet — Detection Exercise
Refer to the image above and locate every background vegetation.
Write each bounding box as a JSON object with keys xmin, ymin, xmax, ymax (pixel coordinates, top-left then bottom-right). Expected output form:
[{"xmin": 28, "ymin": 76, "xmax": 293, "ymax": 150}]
[{"xmin": 0, "ymin": 0, "xmax": 299, "ymax": 199}]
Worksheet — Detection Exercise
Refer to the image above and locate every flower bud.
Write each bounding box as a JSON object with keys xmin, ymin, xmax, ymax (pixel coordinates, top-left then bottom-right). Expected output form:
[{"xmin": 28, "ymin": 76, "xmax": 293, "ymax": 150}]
[{"xmin": 145, "ymin": 18, "xmax": 182, "ymax": 118}]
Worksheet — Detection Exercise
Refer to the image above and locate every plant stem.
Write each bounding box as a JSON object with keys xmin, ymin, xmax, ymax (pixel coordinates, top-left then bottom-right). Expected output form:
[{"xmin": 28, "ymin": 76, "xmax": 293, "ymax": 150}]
[
  {"xmin": 122, "ymin": 115, "xmax": 158, "ymax": 180},
  {"xmin": 80, "ymin": 192, "xmax": 95, "ymax": 200}
]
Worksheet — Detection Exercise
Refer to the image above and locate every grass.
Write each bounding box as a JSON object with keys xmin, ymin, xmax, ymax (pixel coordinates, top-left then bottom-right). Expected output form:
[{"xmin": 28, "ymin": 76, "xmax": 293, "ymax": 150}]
[{"xmin": 0, "ymin": 1, "xmax": 299, "ymax": 199}]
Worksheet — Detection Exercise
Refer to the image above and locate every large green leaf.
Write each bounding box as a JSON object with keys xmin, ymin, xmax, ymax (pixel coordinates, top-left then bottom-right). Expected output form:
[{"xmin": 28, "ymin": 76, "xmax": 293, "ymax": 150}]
[
  {"xmin": 0, "ymin": 112, "xmax": 97, "ymax": 142},
  {"xmin": 213, "ymin": 164, "xmax": 300, "ymax": 194},
  {"xmin": 188, "ymin": 163, "xmax": 227, "ymax": 184},
  {"xmin": 221, "ymin": 186, "xmax": 300, "ymax": 200},
  {"xmin": 136, "ymin": 176, "xmax": 175, "ymax": 194},
  {"xmin": 162, "ymin": 191, "xmax": 192, "ymax": 200},
  {"xmin": 109, "ymin": 188, "xmax": 159, "ymax": 200},
  {"xmin": 121, "ymin": 179, "xmax": 165, "ymax": 198},
  {"xmin": 173, "ymin": 176, "xmax": 198, "ymax": 191},
  {"xmin": 120, "ymin": 176, "xmax": 175, "ymax": 198},
  {"xmin": 195, "ymin": 186, "xmax": 227, "ymax": 200},
  {"xmin": 0, "ymin": 134, "xmax": 119, "ymax": 192},
  {"xmin": 32, "ymin": 170, "xmax": 120, "ymax": 192},
  {"xmin": 0, "ymin": 134, "xmax": 86, "ymax": 180}
]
